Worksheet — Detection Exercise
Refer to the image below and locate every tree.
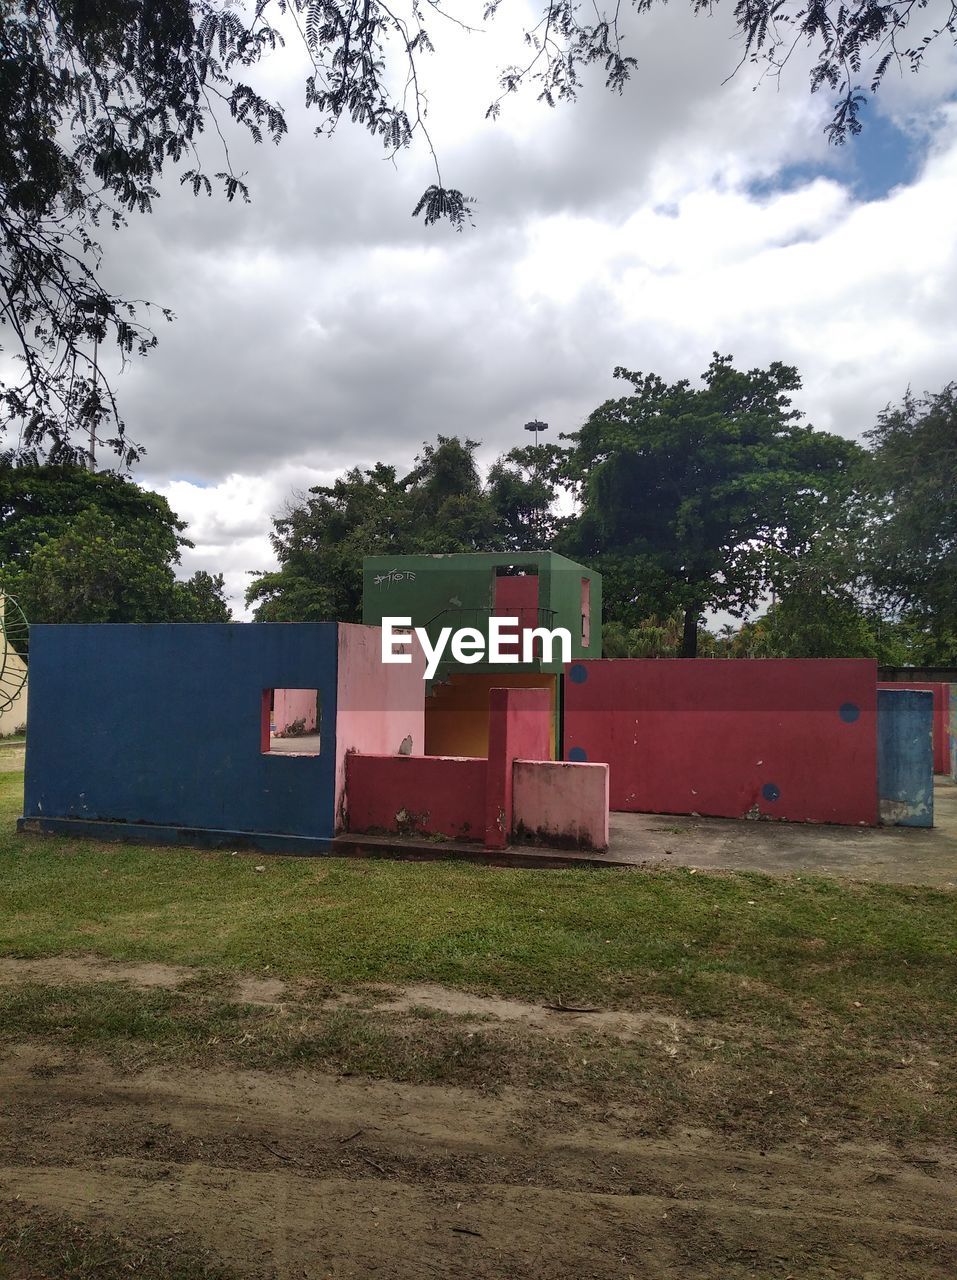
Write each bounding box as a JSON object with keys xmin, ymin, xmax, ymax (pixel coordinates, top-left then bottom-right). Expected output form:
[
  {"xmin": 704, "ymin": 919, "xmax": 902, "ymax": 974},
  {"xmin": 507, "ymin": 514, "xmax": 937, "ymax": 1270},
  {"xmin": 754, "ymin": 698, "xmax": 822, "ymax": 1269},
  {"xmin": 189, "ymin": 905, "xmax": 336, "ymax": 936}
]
[
  {"xmin": 246, "ymin": 434, "xmax": 562, "ymax": 620},
  {"xmin": 863, "ymin": 384, "xmax": 957, "ymax": 664},
  {"xmin": 486, "ymin": 444, "xmax": 565, "ymax": 551},
  {"xmin": 4, "ymin": 1, "xmax": 953, "ymax": 463},
  {"xmin": 0, "ymin": 463, "xmax": 231, "ymax": 622},
  {"xmin": 602, "ymin": 612, "xmax": 719, "ymax": 658},
  {"xmin": 560, "ymin": 355, "xmax": 863, "ymax": 656},
  {"xmin": 174, "ymin": 570, "xmax": 232, "ymax": 622},
  {"xmin": 11, "ymin": 506, "xmax": 183, "ymax": 623}
]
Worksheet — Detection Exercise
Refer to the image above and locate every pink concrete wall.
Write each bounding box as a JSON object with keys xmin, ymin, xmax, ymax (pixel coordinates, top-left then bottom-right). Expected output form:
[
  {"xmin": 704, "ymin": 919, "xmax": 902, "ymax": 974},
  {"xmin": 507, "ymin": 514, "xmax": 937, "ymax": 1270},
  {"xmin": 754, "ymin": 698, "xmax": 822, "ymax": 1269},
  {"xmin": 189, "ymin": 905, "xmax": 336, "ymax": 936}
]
[
  {"xmin": 513, "ymin": 759, "xmax": 609, "ymax": 850},
  {"xmin": 485, "ymin": 686, "xmax": 552, "ymax": 848},
  {"xmin": 273, "ymin": 688, "xmax": 318, "ymax": 735},
  {"xmin": 878, "ymin": 683, "xmax": 950, "ymax": 774},
  {"xmin": 346, "ymin": 754, "xmax": 487, "ymax": 840},
  {"xmin": 335, "ymin": 623, "xmax": 426, "ymax": 831},
  {"xmin": 564, "ymin": 658, "xmax": 878, "ymax": 826}
]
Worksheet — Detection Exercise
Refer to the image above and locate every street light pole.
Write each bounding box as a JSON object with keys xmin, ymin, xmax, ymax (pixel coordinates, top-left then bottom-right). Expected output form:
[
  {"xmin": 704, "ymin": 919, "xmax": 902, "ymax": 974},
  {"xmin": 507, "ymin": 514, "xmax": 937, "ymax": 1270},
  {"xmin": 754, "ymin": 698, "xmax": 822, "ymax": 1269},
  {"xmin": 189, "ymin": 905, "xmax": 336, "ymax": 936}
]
[
  {"xmin": 523, "ymin": 420, "xmax": 549, "ymax": 544},
  {"xmin": 524, "ymin": 419, "xmax": 548, "ymax": 449}
]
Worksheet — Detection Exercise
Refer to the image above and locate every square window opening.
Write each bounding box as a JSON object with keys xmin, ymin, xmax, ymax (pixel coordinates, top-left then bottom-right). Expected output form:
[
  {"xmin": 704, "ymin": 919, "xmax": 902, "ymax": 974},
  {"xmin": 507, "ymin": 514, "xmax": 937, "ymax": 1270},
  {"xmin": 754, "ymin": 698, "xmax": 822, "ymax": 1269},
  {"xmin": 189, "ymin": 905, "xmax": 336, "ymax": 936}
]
[{"xmin": 261, "ymin": 688, "xmax": 321, "ymax": 755}]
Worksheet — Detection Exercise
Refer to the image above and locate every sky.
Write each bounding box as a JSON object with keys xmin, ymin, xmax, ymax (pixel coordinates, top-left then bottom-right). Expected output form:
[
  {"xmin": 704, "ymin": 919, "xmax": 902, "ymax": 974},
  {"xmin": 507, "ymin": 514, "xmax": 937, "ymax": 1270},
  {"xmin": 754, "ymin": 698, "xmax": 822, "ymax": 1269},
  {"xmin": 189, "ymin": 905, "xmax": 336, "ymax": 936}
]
[{"xmin": 85, "ymin": 0, "xmax": 957, "ymax": 618}]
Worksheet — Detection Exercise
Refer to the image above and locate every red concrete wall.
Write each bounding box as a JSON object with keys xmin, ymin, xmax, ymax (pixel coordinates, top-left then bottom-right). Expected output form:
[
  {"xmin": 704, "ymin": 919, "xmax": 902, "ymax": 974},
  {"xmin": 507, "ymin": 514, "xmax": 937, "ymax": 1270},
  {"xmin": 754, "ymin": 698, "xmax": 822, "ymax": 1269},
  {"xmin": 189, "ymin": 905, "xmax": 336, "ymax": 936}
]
[
  {"xmin": 513, "ymin": 760, "xmax": 609, "ymax": 850},
  {"xmin": 485, "ymin": 686, "xmax": 552, "ymax": 847},
  {"xmin": 346, "ymin": 754, "xmax": 487, "ymax": 841},
  {"xmin": 346, "ymin": 686, "xmax": 555, "ymax": 848},
  {"xmin": 494, "ymin": 573, "xmax": 539, "ymax": 620},
  {"xmin": 878, "ymin": 683, "xmax": 950, "ymax": 774},
  {"xmin": 563, "ymin": 659, "xmax": 878, "ymax": 826}
]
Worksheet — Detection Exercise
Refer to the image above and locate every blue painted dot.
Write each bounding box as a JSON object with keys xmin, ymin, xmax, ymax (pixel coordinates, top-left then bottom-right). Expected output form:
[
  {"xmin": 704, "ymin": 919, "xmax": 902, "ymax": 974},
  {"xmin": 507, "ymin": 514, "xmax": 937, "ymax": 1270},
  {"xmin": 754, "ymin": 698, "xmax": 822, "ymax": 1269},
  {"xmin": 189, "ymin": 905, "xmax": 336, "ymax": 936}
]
[
  {"xmin": 839, "ymin": 702, "xmax": 860, "ymax": 723},
  {"xmin": 568, "ymin": 746, "xmax": 588, "ymax": 762},
  {"xmin": 569, "ymin": 663, "xmax": 588, "ymax": 684},
  {"xmin": 762, "ymin": 783, "xmax": 780, "ymax": 802}
]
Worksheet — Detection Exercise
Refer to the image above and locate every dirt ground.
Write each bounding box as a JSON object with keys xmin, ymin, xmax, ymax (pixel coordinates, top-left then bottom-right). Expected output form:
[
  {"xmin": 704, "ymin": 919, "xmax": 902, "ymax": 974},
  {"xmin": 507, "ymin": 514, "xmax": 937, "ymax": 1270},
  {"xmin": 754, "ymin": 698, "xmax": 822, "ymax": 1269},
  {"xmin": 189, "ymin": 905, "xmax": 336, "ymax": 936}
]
[{"xmin": 2, "ymin": 961, "xmax": 956, "ymax": 1279}]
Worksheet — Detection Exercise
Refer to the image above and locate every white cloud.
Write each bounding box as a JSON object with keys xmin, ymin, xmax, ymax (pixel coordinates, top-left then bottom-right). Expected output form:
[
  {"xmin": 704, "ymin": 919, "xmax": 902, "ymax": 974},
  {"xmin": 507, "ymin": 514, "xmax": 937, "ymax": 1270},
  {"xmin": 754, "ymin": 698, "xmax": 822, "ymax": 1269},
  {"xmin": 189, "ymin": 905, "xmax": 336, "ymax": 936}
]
[
  {"xmin": 77, "ymin": 4, "xmax": 957, "ymax": 617},
  {"xmin": 150, "ymin": 466, "xmax": 341, "ymax": 618}
]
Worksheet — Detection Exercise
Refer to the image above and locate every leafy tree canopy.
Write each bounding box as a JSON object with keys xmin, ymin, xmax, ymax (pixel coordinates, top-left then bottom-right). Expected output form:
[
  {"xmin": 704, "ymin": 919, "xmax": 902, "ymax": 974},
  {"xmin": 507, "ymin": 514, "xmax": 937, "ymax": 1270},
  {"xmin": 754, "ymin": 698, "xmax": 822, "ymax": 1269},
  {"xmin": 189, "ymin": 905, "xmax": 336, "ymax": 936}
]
[
  {"xmin": 3, "ymin": 0, "xmax": 954, "ymax": 461},
  {"xmin": 559, "ymin": 354, "xmax": 863, "ymax": 655},
  {"xmin": 864, "ymin": 384, "xmax": 957, "ymax": 662},
  {"xmin": 0, "ymin": 463, "xmax": 231, "ymax": 623},
  {"xmin": 702, "ymin": 382, "xmax": 957, "ymax": 665},
  {"xmin": 602, "ymin": 612, "xmax": 720, "ymax": 658},
  {"xmin": 247, "ymin": 434, "xmax": 561, "ymax": 620}
]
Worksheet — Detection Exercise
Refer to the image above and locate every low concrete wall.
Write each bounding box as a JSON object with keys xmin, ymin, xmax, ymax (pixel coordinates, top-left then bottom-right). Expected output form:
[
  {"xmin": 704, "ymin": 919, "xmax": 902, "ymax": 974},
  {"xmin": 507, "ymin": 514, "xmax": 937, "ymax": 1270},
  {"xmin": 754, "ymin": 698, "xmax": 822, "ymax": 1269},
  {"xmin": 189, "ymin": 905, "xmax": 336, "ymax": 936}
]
[
  {"xmin": 513, "ymin": 759, "xmax": 609, "ymax": 850},
  {"xmin": 346, "ymin": 753, "xmax": 487, "ymax": 841},
  {"xmin": 346, "ymin": 686, "xmax": 563, "ymax": 849},
  {"xmin": 877, "ymin": 689, "xmax": 934, "ymax": 827},
  {"xmin": 878, "ymin": 682, "xmax": 950, "ymax": 774}
]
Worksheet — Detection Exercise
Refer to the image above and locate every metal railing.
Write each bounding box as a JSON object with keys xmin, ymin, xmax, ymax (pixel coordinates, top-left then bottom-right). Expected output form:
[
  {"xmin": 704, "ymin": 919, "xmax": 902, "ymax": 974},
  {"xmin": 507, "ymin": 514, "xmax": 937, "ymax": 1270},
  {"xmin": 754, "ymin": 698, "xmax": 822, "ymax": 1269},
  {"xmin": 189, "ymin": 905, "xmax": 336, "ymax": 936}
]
[{"xmin": 424, "ymin": 606, "xmax": 557, "ymax": 630}]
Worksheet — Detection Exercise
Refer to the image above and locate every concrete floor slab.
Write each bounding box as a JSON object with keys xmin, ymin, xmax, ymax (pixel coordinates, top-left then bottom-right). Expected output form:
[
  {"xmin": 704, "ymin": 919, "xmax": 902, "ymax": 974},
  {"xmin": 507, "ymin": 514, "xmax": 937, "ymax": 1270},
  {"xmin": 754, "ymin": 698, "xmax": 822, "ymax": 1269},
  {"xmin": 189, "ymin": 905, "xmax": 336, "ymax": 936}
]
[{"xmin": 610, "ymin": 778, "xmax": 957, "ymax": 886}]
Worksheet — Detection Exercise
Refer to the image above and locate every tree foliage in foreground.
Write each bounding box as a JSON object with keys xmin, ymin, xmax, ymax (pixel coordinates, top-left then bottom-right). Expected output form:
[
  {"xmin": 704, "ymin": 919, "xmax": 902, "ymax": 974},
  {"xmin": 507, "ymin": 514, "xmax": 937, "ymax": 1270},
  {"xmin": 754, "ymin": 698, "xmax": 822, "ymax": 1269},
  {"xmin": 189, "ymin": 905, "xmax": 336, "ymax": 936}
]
[
  {"xmin": 3, "ymin": 0, "xmax": 954, "ymax": 462},
  {"xmin": 0, "ymin": 465, "xmax": 230, "ymax": 623}
]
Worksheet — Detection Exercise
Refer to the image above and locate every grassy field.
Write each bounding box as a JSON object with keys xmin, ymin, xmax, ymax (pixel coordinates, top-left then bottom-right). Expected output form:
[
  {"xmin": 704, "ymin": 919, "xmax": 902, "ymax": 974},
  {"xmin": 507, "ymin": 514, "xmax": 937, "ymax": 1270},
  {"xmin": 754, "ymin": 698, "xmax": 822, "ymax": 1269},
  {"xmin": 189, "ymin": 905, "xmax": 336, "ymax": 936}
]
[
  {"xmin": 1, "ymin": 764, "xmax": 956, "ymax": 1023},
  {"xmin": 4, "ymin": 756, "xmax": 957, "ymax": 1014},
  {"xmin": 3, "ymin": 756, "xmax": 957, "ymax": 1132}
]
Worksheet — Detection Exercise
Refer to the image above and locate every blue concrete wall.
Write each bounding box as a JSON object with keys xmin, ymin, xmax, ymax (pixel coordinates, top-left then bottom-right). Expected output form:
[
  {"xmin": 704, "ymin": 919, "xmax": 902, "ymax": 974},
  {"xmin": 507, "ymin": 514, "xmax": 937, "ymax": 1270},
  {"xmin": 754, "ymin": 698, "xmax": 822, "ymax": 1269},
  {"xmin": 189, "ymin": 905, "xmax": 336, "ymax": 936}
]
[
  {"xmin": 877, "ymin": 689, "xmax": 934, "ymax": 827},
  {"xmin": 23, "ymin": 624, "xmax": 339, "ymax": 847}
]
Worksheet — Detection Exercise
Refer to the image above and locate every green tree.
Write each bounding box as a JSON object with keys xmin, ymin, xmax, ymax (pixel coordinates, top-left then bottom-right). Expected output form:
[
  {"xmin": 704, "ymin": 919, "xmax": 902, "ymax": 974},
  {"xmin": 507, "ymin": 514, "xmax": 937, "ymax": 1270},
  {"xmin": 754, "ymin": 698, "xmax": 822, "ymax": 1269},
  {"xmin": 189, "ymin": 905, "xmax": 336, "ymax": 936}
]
[
  {"xmin": 247, "ymin": 435, "xmax": 564, "ymax": 620},
  {"xmin": 0, "ymin": 464, "xmax": 230, "ymax": 622},
  {"xmin": 5, "ymin": 1, "xmax": 951, "ymax": 461},
  {"xmin": 12, "ymin": 507, "xmax": 182, "ymax": 623},
  {"xmin": 863, "ymin": 385, "xmax": 957, "ymax": 664},
  {"xmin": 174, "ymin": 570, "xmax": 232, "ymax": 623},
  {"xmin": 602, "ymin": 612, "xmax": 719, "ymax": 658},
  {"xmin": 248, "ymin": 463, "xmax": 411, "ymax": 623},
  {"xmin": 487, "ymin": 444, "xmax": 565, "ymax": 551},
  {"xmin": 561, "ymin": 355, "xmax": 863, "ymax": 656}
]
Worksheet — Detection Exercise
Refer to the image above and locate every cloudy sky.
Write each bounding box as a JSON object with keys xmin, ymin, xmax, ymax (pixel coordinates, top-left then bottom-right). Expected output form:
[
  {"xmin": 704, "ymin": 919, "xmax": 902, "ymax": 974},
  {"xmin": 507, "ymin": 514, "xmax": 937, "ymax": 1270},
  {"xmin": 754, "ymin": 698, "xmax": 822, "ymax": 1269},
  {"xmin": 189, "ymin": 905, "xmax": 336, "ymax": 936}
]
[{"xmin": 91, "ymin": 0, "xmax": 957, "ymax": 616}]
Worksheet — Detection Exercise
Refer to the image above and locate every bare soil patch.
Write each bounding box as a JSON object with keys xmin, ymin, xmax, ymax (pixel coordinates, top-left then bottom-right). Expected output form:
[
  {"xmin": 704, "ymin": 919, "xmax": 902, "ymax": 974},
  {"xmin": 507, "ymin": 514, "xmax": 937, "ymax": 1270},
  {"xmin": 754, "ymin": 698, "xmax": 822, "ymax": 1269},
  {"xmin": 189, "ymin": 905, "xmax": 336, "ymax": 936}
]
[
  {"xmin": 1, "ymin": 961, "xmax": 956, "ymax": 1278},
  {"xmin": 0, "ymin": 955, "xmax": 189, "ymax": 989},
  {"xmin": 2, "ymin": 1048, "xmax": 956, "ymax": 1279},
  {"xmin": 360, "ymin": 981, "xmax": 691, "ymax": 1038}
]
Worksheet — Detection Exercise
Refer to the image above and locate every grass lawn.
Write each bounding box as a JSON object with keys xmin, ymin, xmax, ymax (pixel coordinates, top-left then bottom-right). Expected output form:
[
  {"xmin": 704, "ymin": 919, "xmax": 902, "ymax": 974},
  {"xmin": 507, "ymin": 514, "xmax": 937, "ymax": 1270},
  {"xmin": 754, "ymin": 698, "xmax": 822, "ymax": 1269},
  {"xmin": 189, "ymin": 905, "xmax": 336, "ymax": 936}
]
[
  {"xmin": 2, "ymin": 759, "xmax": 957, "ymax": 1143},
  {"xmin": 1, "ymin": 764, "xmax": 955, "ymax": 1021}
]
